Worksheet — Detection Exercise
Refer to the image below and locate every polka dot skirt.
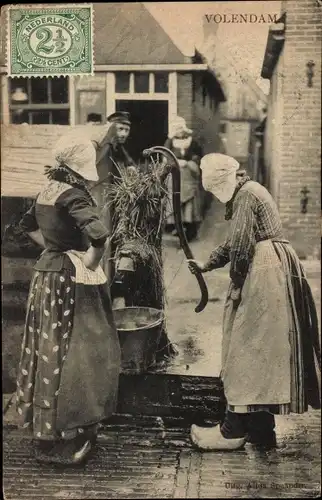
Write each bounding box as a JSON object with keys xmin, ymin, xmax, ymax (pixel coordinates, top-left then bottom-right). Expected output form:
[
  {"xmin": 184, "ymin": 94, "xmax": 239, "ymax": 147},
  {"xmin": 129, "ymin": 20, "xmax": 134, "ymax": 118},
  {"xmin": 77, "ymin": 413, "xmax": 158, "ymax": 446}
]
[{"xmin": 16, "ymin": 269, "xmax": 84, "ymax": 440}]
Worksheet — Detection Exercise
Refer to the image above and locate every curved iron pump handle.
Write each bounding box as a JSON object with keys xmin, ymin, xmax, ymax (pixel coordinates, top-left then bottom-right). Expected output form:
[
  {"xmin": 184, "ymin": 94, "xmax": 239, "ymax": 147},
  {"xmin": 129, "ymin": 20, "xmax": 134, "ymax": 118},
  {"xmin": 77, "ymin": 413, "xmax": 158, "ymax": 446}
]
[{"xmin": 143, "ymin": 146, "xmax": 209, "ymax": 313}]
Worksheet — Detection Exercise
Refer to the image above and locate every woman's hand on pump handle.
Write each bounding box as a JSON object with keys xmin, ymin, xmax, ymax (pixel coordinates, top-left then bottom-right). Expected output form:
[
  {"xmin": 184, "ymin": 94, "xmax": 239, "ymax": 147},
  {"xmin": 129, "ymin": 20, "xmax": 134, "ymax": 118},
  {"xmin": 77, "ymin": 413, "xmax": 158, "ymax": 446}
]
[{"xmin": 187, "ymin": 259, "xmax": 207, "ymax": 274}]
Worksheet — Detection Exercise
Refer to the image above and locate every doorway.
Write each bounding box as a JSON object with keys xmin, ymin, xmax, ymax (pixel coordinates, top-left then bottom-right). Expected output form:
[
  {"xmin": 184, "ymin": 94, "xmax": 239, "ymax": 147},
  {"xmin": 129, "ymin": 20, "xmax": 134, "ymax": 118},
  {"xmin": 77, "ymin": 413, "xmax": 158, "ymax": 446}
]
[{"xmin": 115, "ymin": 100, "xmax": 168, "ymax": 163}]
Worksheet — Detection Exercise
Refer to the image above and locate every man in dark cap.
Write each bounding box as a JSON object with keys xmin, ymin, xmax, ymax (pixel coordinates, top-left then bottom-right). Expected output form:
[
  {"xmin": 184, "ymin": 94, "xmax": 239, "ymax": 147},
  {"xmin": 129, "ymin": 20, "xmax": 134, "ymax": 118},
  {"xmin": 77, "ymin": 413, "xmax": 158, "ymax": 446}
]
[
  {"xmin": 107, "ymin": 111, "xmax": 131, "ymax": 126},
  {"xmin": 93, "ymin": 111, "xmax": 135, "ymax": 173},
  {"xmin": 91, "ymin": 110, "xmax": 136, "ymax": 201},
  {"xmin": 90, "ymin": 111, "xmax": 136, "ymax": 301}
]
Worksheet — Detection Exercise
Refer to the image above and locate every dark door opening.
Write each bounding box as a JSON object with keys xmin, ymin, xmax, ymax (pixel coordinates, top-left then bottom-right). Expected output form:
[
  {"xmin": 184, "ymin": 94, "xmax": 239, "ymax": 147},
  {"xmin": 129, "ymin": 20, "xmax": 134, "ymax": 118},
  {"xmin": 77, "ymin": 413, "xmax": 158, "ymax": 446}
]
[{"xmin": 115, "ymin": 100, "xmax": 168, "ymax": 164}]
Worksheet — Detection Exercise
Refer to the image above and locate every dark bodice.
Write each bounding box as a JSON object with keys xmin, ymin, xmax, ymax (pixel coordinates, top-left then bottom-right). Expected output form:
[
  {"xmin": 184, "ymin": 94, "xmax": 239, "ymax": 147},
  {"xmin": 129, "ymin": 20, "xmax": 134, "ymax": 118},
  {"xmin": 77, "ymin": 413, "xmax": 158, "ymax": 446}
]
[{"xmin": 19, "ymin": 181, "xmax": 109, "ymax": 271}]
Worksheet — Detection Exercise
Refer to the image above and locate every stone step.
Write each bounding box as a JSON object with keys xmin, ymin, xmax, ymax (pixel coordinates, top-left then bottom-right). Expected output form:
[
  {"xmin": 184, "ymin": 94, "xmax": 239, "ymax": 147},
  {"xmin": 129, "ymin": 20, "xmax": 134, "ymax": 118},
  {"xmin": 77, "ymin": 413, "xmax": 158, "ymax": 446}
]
[
  {"xmin": 116, "ymin": 372, "xmax": 225, "ymax": 424},
  {"xmin": 3, "ymin": 372, "xmax": 225, "ymax": 432}
]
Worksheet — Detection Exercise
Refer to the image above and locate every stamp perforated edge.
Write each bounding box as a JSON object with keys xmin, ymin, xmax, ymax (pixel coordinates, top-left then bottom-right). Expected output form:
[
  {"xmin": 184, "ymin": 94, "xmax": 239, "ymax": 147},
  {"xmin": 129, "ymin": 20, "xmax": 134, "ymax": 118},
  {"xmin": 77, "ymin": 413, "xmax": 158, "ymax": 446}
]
[{"xmin": 5, "ymin": 3, "xmax": 94, "ymax": 78}]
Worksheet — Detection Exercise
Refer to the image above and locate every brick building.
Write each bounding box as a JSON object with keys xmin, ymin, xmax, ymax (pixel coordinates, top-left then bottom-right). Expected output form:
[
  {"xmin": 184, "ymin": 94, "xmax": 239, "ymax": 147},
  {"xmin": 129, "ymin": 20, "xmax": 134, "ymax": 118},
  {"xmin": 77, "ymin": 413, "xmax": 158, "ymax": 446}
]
[{"xmin": 260, "ymin": 0, "xmax": 321, "ymax": 258}]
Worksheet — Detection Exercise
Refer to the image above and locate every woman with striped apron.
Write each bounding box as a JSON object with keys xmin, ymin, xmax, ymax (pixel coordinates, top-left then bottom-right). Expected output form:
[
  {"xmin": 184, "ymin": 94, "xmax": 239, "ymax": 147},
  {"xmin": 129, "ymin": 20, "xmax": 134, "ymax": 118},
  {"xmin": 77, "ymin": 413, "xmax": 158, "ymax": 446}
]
[
  {"xmin": 188, "ymin": 153, "xmax": 321, "ymax": 450},
  {"xmin": 16, "ymin": 138, "xmax": 121, "ymax": 465}
]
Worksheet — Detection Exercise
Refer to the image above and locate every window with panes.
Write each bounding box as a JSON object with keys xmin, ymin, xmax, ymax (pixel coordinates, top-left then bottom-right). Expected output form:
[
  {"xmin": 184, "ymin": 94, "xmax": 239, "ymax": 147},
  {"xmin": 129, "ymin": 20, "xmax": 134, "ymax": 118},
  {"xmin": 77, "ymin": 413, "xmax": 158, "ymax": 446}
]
[
  {"xmin": 9, "ymin": 76, "xmax": 70, "ymax": 124},
  {"xmin": 114, "ymin": 71, "xmax": 169, "ymax": 95}
]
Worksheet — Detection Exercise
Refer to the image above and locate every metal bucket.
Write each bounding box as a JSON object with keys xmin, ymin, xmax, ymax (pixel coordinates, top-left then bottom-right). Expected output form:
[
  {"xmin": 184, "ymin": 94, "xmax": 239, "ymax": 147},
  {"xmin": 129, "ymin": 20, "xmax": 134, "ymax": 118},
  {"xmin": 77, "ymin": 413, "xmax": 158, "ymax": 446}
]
[{"xmin": 113, "ymin": 307, "xmax": 164, "ymax": 373}]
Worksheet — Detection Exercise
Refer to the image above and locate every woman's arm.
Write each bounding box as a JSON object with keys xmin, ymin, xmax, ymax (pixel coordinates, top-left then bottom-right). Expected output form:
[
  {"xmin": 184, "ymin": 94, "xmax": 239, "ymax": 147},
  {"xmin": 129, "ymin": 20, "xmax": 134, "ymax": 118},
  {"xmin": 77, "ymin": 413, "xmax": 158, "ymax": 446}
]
[
  {"xmin": 186, "ymin": 160, "xmax": 200, "ymax": 175},
  {"xmin": 58, "ymin": 189, "xmax": 110, "ymax": 271},
  {"xmin": 26, "ymin": 229, "xmax": 46, "ymax": 249},
  {"xmin": 229, "ymin": 190, "xmax": 257, "ymax": 287},
  {"xmin": 19, "ymin": 200, "xmax": 46, "ymax": 248},
  {"xmin": 199, "ymin": 191, "xmax": 257, "ymax": 280},
  {"xmin": 82, "ymin": 246, "xmax": 105, "ymax": 271},
  {"xmin": 203, "ymin": 240, "xmax": 231, "ymax": 272},
  {"xmin": 83, "ymin": 236, "xmax": 111, "ymax": 271},
  {"xmin": 187, "ymin": 239, "xmax": 230, "ymax": 275}
]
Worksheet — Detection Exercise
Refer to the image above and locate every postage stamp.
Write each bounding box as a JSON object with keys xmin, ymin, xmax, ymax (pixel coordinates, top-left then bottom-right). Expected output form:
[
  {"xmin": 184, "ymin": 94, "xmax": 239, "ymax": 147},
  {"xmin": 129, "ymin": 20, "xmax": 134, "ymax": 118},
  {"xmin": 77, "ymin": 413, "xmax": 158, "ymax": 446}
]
[{"xmin": 7, "ymin": 4, "xmax": 93, "ymax": 77}]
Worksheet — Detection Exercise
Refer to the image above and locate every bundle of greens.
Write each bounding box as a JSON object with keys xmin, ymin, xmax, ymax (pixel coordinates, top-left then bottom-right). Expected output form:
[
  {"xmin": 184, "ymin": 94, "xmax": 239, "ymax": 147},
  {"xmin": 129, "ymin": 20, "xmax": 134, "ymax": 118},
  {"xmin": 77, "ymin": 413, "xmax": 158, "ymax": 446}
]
[
  {"xmin": 104, "ymin": 161, "xmax": 170, "ymax": 247},
  {"xmin": 103, "ymin": 160, "xmax": 171, "ymax": 307}
]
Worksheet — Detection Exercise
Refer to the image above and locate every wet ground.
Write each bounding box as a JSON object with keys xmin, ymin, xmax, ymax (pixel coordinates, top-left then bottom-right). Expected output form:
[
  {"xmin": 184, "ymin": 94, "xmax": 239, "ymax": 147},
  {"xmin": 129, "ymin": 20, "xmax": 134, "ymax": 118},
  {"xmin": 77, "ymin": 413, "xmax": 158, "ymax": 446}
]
[
  {"xmin": 3, "ymin": 406, "xmax": 321, "ymax": 499},
  {"xmin": 162, "ymin": 245, "xmax": 228, "ymax": 377}
]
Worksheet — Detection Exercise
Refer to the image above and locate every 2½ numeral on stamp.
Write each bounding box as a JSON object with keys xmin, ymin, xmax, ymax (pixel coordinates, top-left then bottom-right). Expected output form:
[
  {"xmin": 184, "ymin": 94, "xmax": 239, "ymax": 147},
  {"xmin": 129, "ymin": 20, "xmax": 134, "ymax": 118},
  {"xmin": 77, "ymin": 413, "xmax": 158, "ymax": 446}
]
[{"xmin": 7, "ymin": 4, "xmax": 94, "ymax": 77}]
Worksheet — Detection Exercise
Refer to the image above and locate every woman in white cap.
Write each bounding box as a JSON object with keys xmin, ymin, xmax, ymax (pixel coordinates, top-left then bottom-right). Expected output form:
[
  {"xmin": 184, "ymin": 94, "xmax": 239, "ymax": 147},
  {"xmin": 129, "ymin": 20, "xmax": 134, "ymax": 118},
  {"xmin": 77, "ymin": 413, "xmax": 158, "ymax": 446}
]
[
  {"xmin": 16, "ymin": 138, "xmax": 121, "ymax": 465},
  {"xmin": 164, "ymin": 116, "xmax": 203, "ymax": 242},
  {"xmin": 188, "ymin": 153, "xmax": 320, "ymax": 450}
]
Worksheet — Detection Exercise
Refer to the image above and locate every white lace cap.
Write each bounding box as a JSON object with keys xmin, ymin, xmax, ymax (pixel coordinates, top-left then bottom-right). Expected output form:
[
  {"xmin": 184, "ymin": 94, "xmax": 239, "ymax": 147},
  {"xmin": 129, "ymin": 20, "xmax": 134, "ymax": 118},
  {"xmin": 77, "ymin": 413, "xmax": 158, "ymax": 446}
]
[
  {"xmin": 168, "ymin": 116, "xmax": 192, "ymax": 138},
  {"xmin": 52, "ymin": 137, "xmax": 98, "ymax": 182},
  {"xmin": 200, "ymin": 153, "xmax": 240, "ymax": 203}
]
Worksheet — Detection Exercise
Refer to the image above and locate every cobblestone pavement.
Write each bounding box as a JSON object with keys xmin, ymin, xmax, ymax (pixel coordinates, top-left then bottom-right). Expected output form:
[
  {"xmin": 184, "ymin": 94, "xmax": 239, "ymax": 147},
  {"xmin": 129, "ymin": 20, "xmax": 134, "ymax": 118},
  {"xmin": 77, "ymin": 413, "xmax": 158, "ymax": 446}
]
[{"xmin": 3, "ymin": 410, "xmax": 321, "ymax": 499}]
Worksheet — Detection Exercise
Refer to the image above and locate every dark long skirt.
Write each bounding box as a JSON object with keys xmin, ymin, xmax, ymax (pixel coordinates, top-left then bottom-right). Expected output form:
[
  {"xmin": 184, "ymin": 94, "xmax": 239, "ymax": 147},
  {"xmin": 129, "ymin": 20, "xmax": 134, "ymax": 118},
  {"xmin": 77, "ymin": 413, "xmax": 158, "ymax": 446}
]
[
  {"xmin": 16, "ymin": 267, "xmax": 121, "ymax": 441},
  {"xmin": 225, "ymin": 240, "xmax": 321, "ymax": 416},
  {"xmin": 273, "ymin": 241, "xmax": 321, "ymax": 412}
]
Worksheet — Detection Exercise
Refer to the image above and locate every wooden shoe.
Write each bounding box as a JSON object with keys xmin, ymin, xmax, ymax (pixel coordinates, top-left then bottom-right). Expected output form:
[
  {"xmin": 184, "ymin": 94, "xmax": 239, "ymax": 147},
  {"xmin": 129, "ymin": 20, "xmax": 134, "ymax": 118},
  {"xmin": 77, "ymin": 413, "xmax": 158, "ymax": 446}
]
[
  {"xmin": 190, "ymin": 424, "xmax": 246, "ymax": 451},
  {"xmin": 38, "ymin": 435, "xmax": 93, "ymax": 466},
  {"xmin": 72, "ymin": 439, "xmax": 92, "ymax": 465}
]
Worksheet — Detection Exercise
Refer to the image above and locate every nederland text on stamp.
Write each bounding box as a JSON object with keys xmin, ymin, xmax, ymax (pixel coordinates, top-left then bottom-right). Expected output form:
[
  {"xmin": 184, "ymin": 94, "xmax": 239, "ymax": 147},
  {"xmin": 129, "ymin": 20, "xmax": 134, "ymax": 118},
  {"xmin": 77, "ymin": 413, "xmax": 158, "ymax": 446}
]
[{"xmin": 7, "ymin": 4, "xmax": 93, "ymax": 77}]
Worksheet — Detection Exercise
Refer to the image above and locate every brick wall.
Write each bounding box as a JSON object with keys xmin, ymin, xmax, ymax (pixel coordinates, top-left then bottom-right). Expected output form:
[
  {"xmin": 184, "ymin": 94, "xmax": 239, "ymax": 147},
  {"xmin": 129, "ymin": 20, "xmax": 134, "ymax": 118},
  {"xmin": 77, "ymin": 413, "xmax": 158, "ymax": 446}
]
[
  {"xmin": 282, "ymin": 0, "xmax": 321, "ymax": 258},
  {"xmin": 177, "ymin": 72, "xmax": 222, "ymax": 154},
  {"xmin": 267, "ymin": 0, "xmax": 321, "ymax": 258},
  {"xmin": 177, "ymin": 73, "xmax": 193, "ymax": 128},
  {"xmin": 192, "ymin": 74, "xmax": 221, "ymax": 154}
]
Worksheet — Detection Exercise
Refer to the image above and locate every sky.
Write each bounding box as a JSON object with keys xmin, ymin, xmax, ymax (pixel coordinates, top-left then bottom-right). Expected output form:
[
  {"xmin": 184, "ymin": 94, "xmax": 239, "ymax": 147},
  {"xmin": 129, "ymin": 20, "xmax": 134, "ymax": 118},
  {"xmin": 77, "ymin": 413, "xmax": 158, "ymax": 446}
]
[{"xmin": 145, "ymin": 1, "xmax": 282, "ymax": 94}]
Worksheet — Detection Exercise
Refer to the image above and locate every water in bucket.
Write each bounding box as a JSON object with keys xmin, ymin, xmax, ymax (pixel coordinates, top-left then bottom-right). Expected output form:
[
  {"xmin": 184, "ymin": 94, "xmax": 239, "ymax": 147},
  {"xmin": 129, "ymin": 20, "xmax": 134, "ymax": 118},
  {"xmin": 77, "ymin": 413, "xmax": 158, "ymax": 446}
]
[{"xmin": 113, "ymin": 307, "xmax": 164, "ymax": 373}]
